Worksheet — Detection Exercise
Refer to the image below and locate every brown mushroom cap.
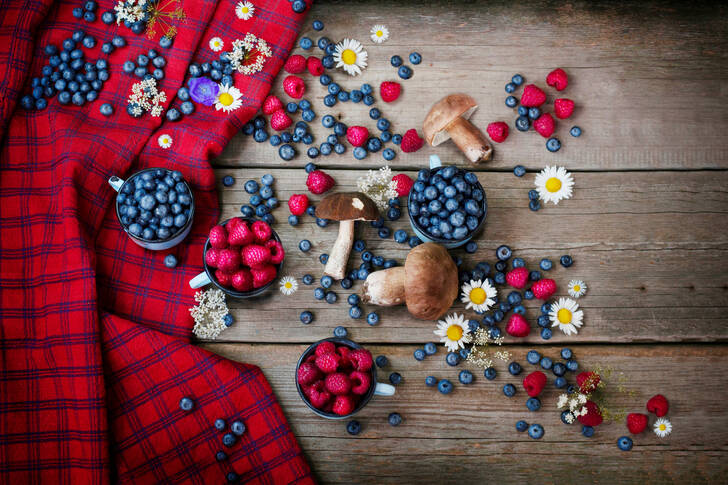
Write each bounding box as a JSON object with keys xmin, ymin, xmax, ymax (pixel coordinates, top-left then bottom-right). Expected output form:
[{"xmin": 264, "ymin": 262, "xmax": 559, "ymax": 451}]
[
  {"xmin": 315, "ymin": 192, "xmax": 379, "ymax": 221},
  {"xmin": 404, "ymin": 243, "xmax": 458, "ymax": 320},
  {"xmin": 423, "ymin": 94, "xmax": 479, "ymax": 146}
]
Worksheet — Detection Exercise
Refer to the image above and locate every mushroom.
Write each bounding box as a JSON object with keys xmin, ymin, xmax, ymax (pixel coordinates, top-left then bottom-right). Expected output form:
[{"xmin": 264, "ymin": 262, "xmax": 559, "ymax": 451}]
[
  {"xmin": 423, "ymin": 93, "xmax": 492, "ymax": 164},
  {"xmin": 361, "ymin": 243, "xmax": 458, "ymax": 320},
  {"xmin": 315, "ymin": 192, "xmax": 379, "ymax": 280}
]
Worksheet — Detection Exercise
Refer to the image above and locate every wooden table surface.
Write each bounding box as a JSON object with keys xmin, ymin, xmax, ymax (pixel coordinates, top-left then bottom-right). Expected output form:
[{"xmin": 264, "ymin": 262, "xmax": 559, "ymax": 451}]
[{"xmin": 201, "ymin": 1, "xmax": 728, "ymax": 483}]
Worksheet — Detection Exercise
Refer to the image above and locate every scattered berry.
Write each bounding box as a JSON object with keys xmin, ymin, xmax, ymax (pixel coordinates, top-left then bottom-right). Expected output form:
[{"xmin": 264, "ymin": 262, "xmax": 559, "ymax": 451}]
[
  {"xmin": 262, "ymin": 95, "xmax": 284, "ymax": 114},
  {"xmin": 533, "ymin": 113, "xmax": 555, "ymax": 138},
  {"xmin": 306, "ymin": 170, "xmax": 335, "ymax": 194},
  {"xmin": 546, "ymin": 68, "xmax": 568, "ymax": 91},
  {"xmin": 520, "ymin": 84, "xmax": 546, "ymax": 107},
  {"xmin": 531, "ymin": 278, "xmax": 557, "ymax": 300},
  {"xmin": 388, "ymin": 412, "xmax": 402, "ymax": 426},
  {"xmin": 380, "ymin": 81, "xmax": 401, "ymax": 102},
  {"xmin": 346, "ymin": 126, "xmax": 369, "ymax": 147},
  {"xmin": 646, "ymin": 394, "xmax": 669, "ymax": 417},
  {"xmin": 283, "ymin": 75, "xmax": 305, "ymax": 98},
  {"xmin": 528, "ymin": 423, "xmax": 544, "ymax": 439},
  {"xmin": 626, "ymin": 413, "xmax": 649, "ymax": 434},
  {"xmin": 400, "ymin": 129, "xmax": 424, "ymax": 153},
  {"xmin": 346, "ymin": 420, "xmax": 361, "ymax": 435},
  {"xmin": 505, "ymin": 267, "xmax": 529, "ymax": 289},
  {"xmin": 306, "ymin": 56, "xmax": 324, "ymax": 76},
  {"xmin": 506, "ymin": 314, "xmax": 530, "ymax": 337},
  {"xmin": 523, "ymin": 371, "xmax": 547, "ymax": 397},
  {"xmin": 270, "ymin": 109, "xmax": 293, "ymax": 131},
  {"xmin": 554, "ymin": 98, "xmax": 575, "ymax": 119},
  {"xmin": 617, "ymin": 436, "xmax": 633, "ymax": 451},
  {"xmin": 570, "ymin": 126, "xmax": 582, "ymax": 137},
  {"xmin": 288, "ymin": 193, "xmax": 309, "ymax": 216},
  {"xmin": 486, "ymin": 121, "xmax": 509, "ymax": 143},
  {"xmin": 437, "ymin": 379, "xmax": 453, "ymax": 394}
]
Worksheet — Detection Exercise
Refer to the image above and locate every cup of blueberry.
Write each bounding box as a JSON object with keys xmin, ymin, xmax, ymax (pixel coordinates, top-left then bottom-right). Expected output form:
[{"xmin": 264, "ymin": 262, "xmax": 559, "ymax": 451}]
[
  {"xmin": 109, "ymin": 168, "xmax": 194, "ymax": 250},
  {"xmin": 407, "ymin": 155, "xmax": 487, "ymax": 248}
]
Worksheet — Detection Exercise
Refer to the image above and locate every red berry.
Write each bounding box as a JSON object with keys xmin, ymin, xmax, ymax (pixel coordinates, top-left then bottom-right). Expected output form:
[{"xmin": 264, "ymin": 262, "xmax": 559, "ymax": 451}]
[
  {"xmin": 325, "ymin": 372, "xmax": 352, "ymax": 395},
  {"xmin": 533, "ymin": 113, "xmax": 555, "ymax": 138},
  {"xmin": 251, "ymin": 220, "xmax": 272, "ymax": 244},
  {"xmin": 348, "ymin": 349, "xmax": 373, "ymax": 372},
  {"xmin": 523, "ymin": 371, "xmax": 547, "ymax": 397},
  {"xmin": 546, "ymin": 68, "xmax": 569, "ymax": 91},
  {"xmin": 506, "ymin": 313, "xmax": 530, "ymax": 338},
  {"xmin": 250, "ymin": 264, "xmax": 276, "ymax": 288},
  {"xmin": 265, "ymin": 240, "xmax": 285, "ymax": 265},
  {"xmin": 379, "ymin": 81, "xmax": 401, "ymax": 102},
  {"xmin": 227, "ymin": 220, "xmax": 255, "ymax": 247},
  {"xmin": 306, "ymin": 56, "xmax": 324, "ymax": 76},
  {"xmin": 505, "ymin": 267, "xmax": 529, "ymax": 289},
  {"xmin": 288, "ymin": 193, "xmax": 309, "ymax": 215},
  {"xmin": 577, "ymin": 400, "xmax": 603, "ymax": 427},
  {"xmin": 392, "ymin": 173, "xmax": 414, "ymax": 196},
  {"xmin": 214, "ymin": 269, "xmax": 233, "ymax": 288},
  {"xmin": 217, "ymin": 248, "xmax": 241, "ymax": 273},
  {"xmin": 400, "ymin": 129, "xmax": 424, "ymax": 153},
  {"xmin": 297, "ymin": 362, "xmax": 321, "ymax": 386},
  {"xmin": 349, "ymin": 370, "xmax": 372, "ymax": 395},
  {"xmin": 315, "ymin": 352, "xmax": 340, "ymax": 373},
  {"xmin": 486, "ymin": 122, "xmax": 509, "ymax": 143},
  {"xmin": 283, "ymin": 55, "xmax": 306, "ymax": 74},
  {"xmin": 346, "ymin": 126, "xmax": 369, "ymax": 147},
  {"xmin": 241, "ymin": 244, "xmax": 271, "ymax": 269},
  {"xmin": 205, "ymin": 248, "xmax": 220, "ymax": 268},
  {"xmin": 270, "ymin": 109, "xmax": 293, "ymax": 131},
  {"xmin": 577, "ymin": 371, "xmax": 601, "ymax": 393},
  {"xmin": 626, "ymin": 413, "xmax": 649, "ymax": 434},
  {"xmin": 208, "ymin": 225, "xmax": 228, "ymax": 249},
  {"xmin": 231, "ymin": 269, "xmax": 254, "ymax": 292},
  {"xmin": 306, "ymin": 170, "xmax": 335, "ymax": 195},
  {"xmin": 646, "ymin": 394, "xmax": 669, "ymax": 417},
  {"xmin": 283, "ymin": 75, "xmax": 305, "ymax": 99},
  {"xmin": 554, "ymin": 98, "xmax": 574, "ymax": 119},
  {"xmin": 307, "ymin": 381, "xmax": 331, "ymax": 409},
  {"xmin": 520, "ymin": 84, "xmax": 547, "ymax": 107},
  {"xmin": 332, "ymin": 394, "xmax": 356, "ymax": 416},
  {"xmin": 531, "ymin": 278, "xmax": 557, "ymax": 300},
  {"xmin": 262, "ymin": 95, "xmax": 283, "ymax": 115},
  {"xmin": 315, "ymin": 341, "xmax": 336, "ymax": 357}
]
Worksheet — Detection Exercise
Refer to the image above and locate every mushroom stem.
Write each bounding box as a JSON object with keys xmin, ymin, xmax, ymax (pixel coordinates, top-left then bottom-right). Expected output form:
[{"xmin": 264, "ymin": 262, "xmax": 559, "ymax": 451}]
[
  {"xmin": 324, "ymin": 219, "xmax": 355, "ymax": 280},
  {"xmin": 361, "ymin": 267, "xmax": 406, "ymax": 306},
  {"xmin": 445, "ymin": 116, "xmax": 492, "ymax": 164}
]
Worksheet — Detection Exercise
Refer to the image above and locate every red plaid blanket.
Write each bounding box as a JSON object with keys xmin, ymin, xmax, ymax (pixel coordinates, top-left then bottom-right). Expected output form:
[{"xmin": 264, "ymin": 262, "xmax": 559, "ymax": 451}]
[{"xmin": 0, "ymin": 0, "xmax": 315, "ymax": 483}]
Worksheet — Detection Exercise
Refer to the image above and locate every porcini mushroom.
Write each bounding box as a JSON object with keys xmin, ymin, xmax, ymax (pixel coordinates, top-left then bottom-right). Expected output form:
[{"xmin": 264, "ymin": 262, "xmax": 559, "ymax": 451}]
[
  {"xmin": 315, "ymin": 192, "xmax": 379, "ymax": 280},
  {"xmin": 361, "ymin": 243, "xmax": 458, "ymax": 320},
  {"xmin": 423, "ymin": 93, "xmax": 492, "ymax": 164}
]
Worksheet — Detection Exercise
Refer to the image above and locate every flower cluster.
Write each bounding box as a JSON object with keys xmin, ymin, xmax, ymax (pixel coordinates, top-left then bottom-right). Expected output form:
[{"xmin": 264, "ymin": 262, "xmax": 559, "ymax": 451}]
[
  {"xmin": 114, "ymin": 0, "xmax": 148, "ymax": 24},
  {"xmin": 228, "ymin": 33, "xmax": 272, "ymax": 75},
  {"xmin": 557, "ymin": 392, "xmax": 589, "ymax": 424},
  {"xmin": 127, "ymin": 78, "xmax": 167, "ymax": 117},
  {"xmin": 190, "ymin": 289, "xmax": 230, "ymax": 339},
  {"xmin": 465, "ymin": 328, "xmax": 509, "ymax": 369},
  {"xmin": 356, "ymin": 165, "xmax": 398, "ymax": 212}
]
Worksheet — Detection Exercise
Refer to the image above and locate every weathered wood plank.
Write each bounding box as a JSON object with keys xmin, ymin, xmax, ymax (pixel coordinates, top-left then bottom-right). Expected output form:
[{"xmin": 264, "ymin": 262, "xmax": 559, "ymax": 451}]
[
  {"xmin": 201, "ymin": 342, "xmax": 728, "ymax": 484},
  {"xmin": 196, "ymin": 169, "xmax": 728, "ymax": 344},
  {"xmin": 215, "ymin": 0, "xmax": 728, "ymax": 170}
]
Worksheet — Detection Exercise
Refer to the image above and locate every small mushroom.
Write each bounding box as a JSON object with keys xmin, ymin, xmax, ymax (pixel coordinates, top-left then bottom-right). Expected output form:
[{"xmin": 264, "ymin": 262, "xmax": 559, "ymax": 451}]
[
  {"xmin": 423, "ymin": 93, "xmax": 492, "ymax": 164},
  {"xmin": 315, "ymin": 192, "xmax": 379, "ymax": 280},
  {"xmin": 361, "ymin": 243, "xmax": 458, "ymax": 320}
]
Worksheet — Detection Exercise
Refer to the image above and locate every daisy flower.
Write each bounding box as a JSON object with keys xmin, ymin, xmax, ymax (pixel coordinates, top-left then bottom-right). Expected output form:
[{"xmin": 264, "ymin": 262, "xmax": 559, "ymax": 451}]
[
  {"xmin": 279, "ymin": 276, "xmax": 298, "ymax": 295},
  {"xmin": 157, "ymin": 133, "xmax": 172, "ymax": 149},
  {"xmin": 235, "ymin": 1, "xmax": 254, "ymax": 20},
  {"xmin": 568, "ymin": 280, "xmax": 587, "ymax": 298},
  {"xmin": 534, "ymin": 166, "xmax": 575, "ymax": 205},
  {"xmin": 333, "ymin": 38, "xmax": 368, "ymax": 76},
  {"xmin": 549, "ymin": 297, "xmax": 584, "ymax": 336},
  {"xmin": 214, "ymin": 84, "xmax": 243, "ymax": 113},
  {"xmin": 370, "ymin": 25, "xmax": 389, "ymax": 43},
  {"xmin": 209, "ymin": 37, "xmax": 224, "ymax": 52},
  {"xmin": 460, "ymin": 279, "xmax": 497, "ymax": 313},
  {"xmin": 654, "ymin": 418, "xmax": 672, "ymax": 438},
  {"xmin": 434, "ymin": 312, "xmax": 472, "ymax": 352}
]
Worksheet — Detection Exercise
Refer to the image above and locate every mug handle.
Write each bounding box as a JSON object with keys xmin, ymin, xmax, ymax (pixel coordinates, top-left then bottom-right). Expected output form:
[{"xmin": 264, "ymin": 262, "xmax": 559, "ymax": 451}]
[
  {"xmin": 429, "ymin": 154, "xmax": 442, "ymax": 170},
  {"xmin": 108, "ymin": 176, "xmax": 125, "ymax": 192},
  {"xmin": 189, "ymin": 272, "xmax": 211, "ymax": 289},
  {"xmin": 374, "ymin": 382, "xmax": 395, "ymax": 396}
]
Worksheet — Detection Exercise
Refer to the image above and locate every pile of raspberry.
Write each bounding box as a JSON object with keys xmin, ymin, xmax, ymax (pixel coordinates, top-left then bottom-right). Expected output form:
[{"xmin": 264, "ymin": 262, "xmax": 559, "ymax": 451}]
[
  {"xmin": 297, "ymin": 341, "xmax": 374, "ymax": 416},
  {"xmin": 205, "ymin": 218, "xmax": 284, "ymax": 292}
]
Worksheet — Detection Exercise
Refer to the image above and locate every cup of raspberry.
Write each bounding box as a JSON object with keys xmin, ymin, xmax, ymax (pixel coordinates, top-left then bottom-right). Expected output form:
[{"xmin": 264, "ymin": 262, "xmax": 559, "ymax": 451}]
[
  {"xmin": 295, "ymin": 338, "xmax": 395, "ymax": 419},
  {"xmin": 188, "ymin": 217, "xmax": 284, "ymax": 297}
]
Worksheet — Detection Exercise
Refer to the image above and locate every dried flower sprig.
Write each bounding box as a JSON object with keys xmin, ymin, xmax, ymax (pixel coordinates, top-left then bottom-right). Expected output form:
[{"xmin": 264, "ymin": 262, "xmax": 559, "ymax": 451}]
[
  {"xmin": 228, "ymin": 33, "xmax": 272, "ymax": 76},
  {"xmin": 115, "ymin": 0, "xmax": 186, "ymax": 39},
  {"xmin": 356, "ymin": 165, "xmax": 398, "ymax": 212},
  {"xmin": 127, "ymin": 78, "xmax": 167, "ymax": 117},
  {"xmin": 556, "ymin": 365, "xmax": 636, "ymax": 424},
  {"xmin": 190, "ymin": 289, "xmax": 230, "ymax": 339},
  {"xmin": 465, "ymin": 328, "xmax": 509, "ymax": 369}
]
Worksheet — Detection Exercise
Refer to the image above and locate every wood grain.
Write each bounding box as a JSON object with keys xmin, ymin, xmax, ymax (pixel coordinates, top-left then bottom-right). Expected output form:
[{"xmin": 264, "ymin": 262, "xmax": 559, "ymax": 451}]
[{"xmin": 215, "ymin": 0, "xmax": 728, "ymax": 171}]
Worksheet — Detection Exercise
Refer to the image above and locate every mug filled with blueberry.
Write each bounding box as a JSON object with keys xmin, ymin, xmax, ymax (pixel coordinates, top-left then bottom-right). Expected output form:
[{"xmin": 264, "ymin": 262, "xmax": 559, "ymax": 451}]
[
  {"xmin": 109, "ymin": 168, "xmax": 194, "ymax": 250},
  {"xmin": 296, "ymin": 338, "xmax": 395, "ymax": 419},
  {"xmin": 188, "ymin": 217, "xmax": 284, "ymax": 298},
  {"xmin": 407, "ymin": 155, "xmax": 487, "ymax": 248}
]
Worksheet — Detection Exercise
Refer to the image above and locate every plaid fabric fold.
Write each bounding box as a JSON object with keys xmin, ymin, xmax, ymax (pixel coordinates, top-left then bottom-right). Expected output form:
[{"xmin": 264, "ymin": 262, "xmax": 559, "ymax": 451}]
[{"xmin": 0, "ymin": 0, "xmax": 315, "ymax": 483}]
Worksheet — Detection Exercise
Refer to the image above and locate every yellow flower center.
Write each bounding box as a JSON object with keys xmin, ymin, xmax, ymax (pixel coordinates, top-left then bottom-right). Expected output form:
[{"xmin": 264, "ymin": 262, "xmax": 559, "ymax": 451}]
[
  {"xmin": 469, "ymin": 287, "xmax": 486, "ymax": 305},
  {"xmin": 446, "ymin": 324, "xmax": 463, "ymax": 341},
  {"xmin": 341, "ymin": 49, "xmax": 357, "ymax": 65},
  {"xmin": 219, "ymin": 92, "xmax": 234, "ymax": 106},
  {"xmin": 376, "ymin": 30, "xmax": 383, "ymax": 37},
  {"xmin": 545, "ymin": 177, "xmax": 562, "ymax": 193},
  {"xmin": 573, "ymin": 285, "xmax": 581, "ymax": 292},
  {"xmin": 557, "ymin": 308, "xmax": 572, "ymax": 324},
  {"xmin": 241, "ymin": 6, "xmax": 249, "ymax": 13},
  {"xmin": 284, "ymin": 282, "xmax": 292, "ymax": 289},
  {"xmin": 659, "ymin": 424, "xmax": 666, "ymax": 431}
]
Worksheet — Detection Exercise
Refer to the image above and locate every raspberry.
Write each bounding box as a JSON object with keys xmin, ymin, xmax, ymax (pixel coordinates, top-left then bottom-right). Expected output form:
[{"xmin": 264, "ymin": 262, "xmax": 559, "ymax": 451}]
[
  {"xmin": 520, "ymin": 84, "xmax": 546, "ymax": 107},
  {"xmin": 265, "ymin": 240, "xmax": 285, "ymax": 264},
  {"xmin": 214, "ymin": 269, "xmax": 233, "ymax": 288},
  {"xmin": 533, "ymin": 113, "xmax": 555, "ymax": 138},
  {"xmin": 217, "ymin": 248, "xmax": 241, "ymax": 273},
  {"xmin": 307, "ymin": 381, "xmax": 331, "ymax": 409},
  {"xmin": 315, "ymin": 341, "xmax": 336, "ymax": 357},
  {"xmin": 241, "ymin": 244, "xmax": 271, "ymax": 269},
  {"xmin": 349, "ymin": 371, "xmax": 371, "ymax": 395},
  {"xmin": 251, "ymin": 264, "xmax": 277, "ymax": 288},
  {"xmin": 231, "ymin": 269, "xmax": 254, "ymax": 292},
  {"xmin": 288, "ymin": 193, "xmax": 309, "ymax": 215},
  {"xmin": 262, "ymin": 95, "xmax": 283, "ymax": 115},
  {"xmin": 306, "ymin": 56, "xmax": 324, "ymax": 76},
  {"xmin": 346, "ymin": 126, "xmax": 369, "ymax": 147},
  {"xmin": 506, "ymin": 313, "xmax": 530, "ymax": 338},
  {"xmin": 208, "ymin": 225, "xmax": 228, "ymax": 249},
  {"xmin": 486, "ymin": 121, "xmax": 509, "ymax": 143},
  {"xmin": 205, "ymin": 248, "xmax": 220, "ymax": 268},
  {"xmin": 577, "ymin": 400, "xmax": 603, "ymax": 427},
  {"xmin": 546, "ymin": 68, "xmax": 569, "ymax": 91},
  {"xmin": 400, "ymin": 129, "xmax": 424, "ymax": 153},
  {"xmin": 270, "ymin": 109, "xmax": 293, "ymax": 131},
  {"xmin": 348, "ymin": 348, "xmax": 373, "ymax": 371},
  {"xmin": 227, "ymin": 220, "xmax": 255, "ymax": 246},
  {"xmin": 522, "ymin": 371, "xmax": 547, "ymax": 397},
  {"xmin": 626, "ymin": 413, "xmax": 649, "ymax": 434},
  {"xmin": 336, "ymin": 346, "xmax": 353, "ymax": 370},
  {"xmin": 283, "ymin": 55, "xmax": 306, "ymax": 74},
  {"xmin": 379, "ymin": 81, "xmax": 401, "ymax": 102},
  {"xmin": 306, "ymin": 170, "xmax": 335, "ymax": 195},
  {"xmin": 297, "ymin": 362, "xmax": 321, "ymax": 386},
  {"xmin": 332, "ymin": 394, "xmax": 356, "ymax": 416},
  {"xmin": 392, "ymin": 173, "xmax": 414, "ymax": 196},
  {"xmin": 325, "ymin": 372, "xmax": 352, "ymax": 395},
  {"xmin": 554, "ymin": 98, "xmax": 574, "ymax": 119},
  {"xmin": 251, "ymin": 220, "xmax": 272, "ymax": 244},
  {"xmin": 283, "ymin": 75, "xmax": 305, "ymax": 99},
  {"xmin": 577, "ymin": 371, "xmax": 601, "ymax": 393},
  {"xmin": 505, "ymin": 267, "xmax": 529, "ymax": 289},
  {"xmin": 315, "ymin": 352, "xmax": 340, "ymax": 373},
  {"xmin": 531, "ymin": 278, "xmax": 556, "ymax": 300},
  {"xmin": 646, "ymin": 394, "xmax": 669, "ymax": 417}
]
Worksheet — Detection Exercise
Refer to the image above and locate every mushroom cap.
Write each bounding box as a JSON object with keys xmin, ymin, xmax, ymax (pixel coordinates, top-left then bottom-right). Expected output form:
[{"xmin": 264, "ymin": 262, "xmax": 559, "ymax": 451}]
[
  {"xmin": 423, "ymin": 93, "xmax": 479, "ymax": 146},
  {"xmin": 404, "ymin": 243, "xmax": 459, "ymax": 320},
  {"xmin": 315, "ymin": 192, "xmax": 379, "ymax": 222}
]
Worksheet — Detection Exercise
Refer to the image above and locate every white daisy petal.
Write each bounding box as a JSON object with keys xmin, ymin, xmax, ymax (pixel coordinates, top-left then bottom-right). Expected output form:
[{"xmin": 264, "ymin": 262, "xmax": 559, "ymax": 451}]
[
  {"xmin": 433, "ymin": 312, "xmax": 471, "ymax": 352},
  {"xmin": 534, "ymin": 165, "xmax": 575, "ymax": 205},
  {"xmin": 460, "ymin": 279, "xmax": 497, "ymax": 313},
  {"xmin": 209, "ymin": 37, "xmax": 224, "ymax": 52},
  {"xmin": 370, "ymin": 24, "xmax": 389, "ymax": 44},
  {"xmin": 235, "ymin": 1, "xmax": 255, "ymax": 20},
  {"xmin": 654, "ymin": 417, "xmax": 672, "ymax": 438},
  {"xmin": 157, "ymin": 134, "xmax": 172, "ymax": 149},
  {"xmin": 214, "ymin": 83, "xmax": 243, "ymax": 113},
  {"xmin": 333, "ymin": 38, "xmax": 368, "ymax": 76},
  {"xmin": 279, "ymin": 276, "xmax": 298, "ymax": 296},
  {"xmin": 549, "ymin": 297, "xmax": 583, "ymax": 336}
]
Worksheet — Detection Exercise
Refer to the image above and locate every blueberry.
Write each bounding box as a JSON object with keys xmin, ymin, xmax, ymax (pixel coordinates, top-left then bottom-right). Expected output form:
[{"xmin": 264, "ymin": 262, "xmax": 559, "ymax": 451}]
[
  {"xmin": 398, "ymin": 65, "xmax": 413, "ymax": 79},
  {"xmin": 496, "ymin": 245, "xmax": 512, "ymax": 260},
  {"xmin": 389, "ymin": 372, "xmax": 402, "ymax": 385},
  {"xmin": 570, "ymin": 126, "xmax": 582, "ymax": 137},
  {"xmin": 508, "ymin": 362, "xmax": 522, "ymax": 375},
  {"xmin": 321, "ymin": 55, "xmax": 334, "ymax": 69},
  {"xmin": 98, "ymin": 102, "xmax": 114, "ymax": 116},
  {"xmin": 546, "ymin": 137, "xmax": 561, "ymax": 152},
  {"xmin": 307, "ymin": 147, "xmax": 320, "ymax": 158},
  {"xmin": 539, "ymin": 258, "xmax": 553, "ymax": 271},
  {"xmin": 390, "ymin": 55, "xmax": 402, "ymax": 67},
  {"xmin": 552, "ymin": 363, "xmax": 566, "ymax": 377},
  {"xmin": 375, "ymin": 355, "xmax": 388, "ymax": 368},
  {"xmin": 366, "ymin": 312, "xmax": 379, "ymax": 325},
  {"xmin": 560, "ymin": 255, "xmax": 573, "ymax": 267},
  {"xmin": 484, "ymin": 367, "xmax": 497, "ymax": 380},
  {"xmin": 101, "ymin": 10, "xmax": 115, "ymax": 24},
  {"xmin": 414, "ymin": 349, "xmax": 426, "ymax": 361},
  {"xmin": 409, "ymin": 52, "xmax": 422, "ymax": 64},
  {"xmin": 110, "ymin": 35, "xmax": 126, "ymax": 49},
  {"xmin": 540, "ymin": 327, "xmax": 552, "ymax": 340},
  {"xmin": 511, "ymin": 74, "xmax": 524, "ymax": 85},
  {"xmin": 320, "ymin": 275, "xmax": 333, "ymax": 288},
  {"xmin": 505, "ymin": 96, "xmax": 518, "ymax": 108},
  {"xmin": 392, "ymin": 134, "xmax": 402, "ymax": 145},
  {"xmin": 458, "ymin": 370, "xmax": 473, "ymax": 385},
  {"xmin": 378, "ymin": 227, "xmax": 390, "ymax": 239},
  {"xmin": 73, "ymin": 7, "xmax": 83, "ymax": 18},
  {"xmin": 516, "ymin": 420, "xmax": 528, "ymax": 432},
  {"xmin": 231, "ymin": 420, "xmax": 246, "ymax": 436},
  {"xmin": 582, "ymin": 425, "xmax": 595, "ymax": 437},
  {"xmin": 337, "ymin": 90, "xmax": 349, "ymax": 102},
  {"xmin": 425, "ymin": 376, "xmax": 438, "ymax": 387},
  {"xmin": 291, "ymin": 0, "xmax": 306, "ymax": 13},
  {"xmin": 529, "ymin": 199, "xmax": 541, "ymax": 211},
  {"xmin": 300, "ymin": 311, "xmax": 313, "ymax": 324},
  {"xmin": 279, "ymin": 144, "xmax": 296, "ymax": 161},
  {"xmin": 437, "ymin": 379, "xmax": 453, "ymax": 394},
  {"xmin": 529, "ymin": 271, "xmax": 541, "ymax": 281},
  {"xmin": 226, "ymin": 472, "xmax": 239, "ymax": 482},
  {"xmin": 179, "ymin": 397, "xmax": 194, "ymax": 411},
  {"xmin": 164, "ymin": 254, "xmax": 177, "ymax": 268},
  {"xmin": 316, "ymin": 217, "xmax": 328, "ymax": 227},
  {"xmin": 340, "ymin": 278, "xmax": 352, "ymax": 289},
  {"xmin": 503, "ymin": 383, "xmax": 516, "ymax": 397},
  {"xmin": 505, "ymin": 82, "xmax": 516, "ymax": 93},
  {"xmin": 299, "ymin": 37, "xmax": 313, "ymax": 50},
  {"xmin": 464, "ymin": 241, "xmax": 478, "ymax": 253},
  {"xmin": 518, "ymin": 105, "xmax": 528, "ymax": 116},
  {"xmin": 515, "ymin": 116, "xmax": 530, "ymax": 132},
  {"xmin": 566, "ymin": 360, "xmax": 579, "ymax": 372},
  {"xmin": 555, "ymin": 376, "xmax": 567, "ymax": 388},
  {"xmin": 513, "ymin": 165, "xmax": 526, "ymax": 177},
  {"xmin": 617, "ymin": 436, "xmax": 633, "ymax": 451},
  {"xmin": 298, "ymin": 239, "xmax": 311, "ymax": 252},
  {"xmin": 215, "ymin": 450, "xmax": 227, "ymax": 461},
  {"xmin": 346, "ymin": 420, "xmax": 361, "ymax": 435},
  {"xmin": 165, "ymin": 108, "xmax": 181, "ymax": 122},
  {"xmin": 526, "ymin": 350, "xmax": 541, "ymax": 365},
  {"xmin": 222, "ymin": 433, "xmax": 236, "ymax": 447},
  {"xmin": 526, "ymin": 397, "xmax": 541, "ymax": 412},
  {"xmin": 408, "ymin": 236, "xmax": 421, "ymax": 248},
  {"xmin": 83, "ymin": 11, "xmax": 95, "ymax": 22},
  {"xmin": 353, "ymin": 147, "xmax": 367, "ymax": 160},
  {"xmin": 223, "ymin": 314, "xmax": 234, "ymax": 327},
  {"xmin": 445, "ymin": 352, "xmax": 460, "ymax": 366},
  {"xmin": 528, "ymin": 423, "xmax": 544, "ymax": 439}
]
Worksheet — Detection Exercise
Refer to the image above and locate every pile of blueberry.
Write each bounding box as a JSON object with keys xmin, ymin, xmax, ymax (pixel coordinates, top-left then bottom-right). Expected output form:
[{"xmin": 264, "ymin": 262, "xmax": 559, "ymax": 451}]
[
  {"xmin": 238, "ymin": 174, "xmax": 278, "ymax": 224},
  {"xmin": 20, "ymin": 30, "xmax": 123, "ymax": 111},
  {"xmin": 389, "ymin": 52, "xmax": 421, "ymax": 80},
  {"xmin": 408, "ymin": 165, "xmax": 486, "ymax": 242},
  {"xmin": 116, "ymin": 168, "xmax": 193, "ymax": 242},
  {"xmin": 122, "ymin": 49, "xmax": 169, "ymax": 83},
  {"xmin": 72, "ymin": 0, "xmax": 100, "ymax": 23}
]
